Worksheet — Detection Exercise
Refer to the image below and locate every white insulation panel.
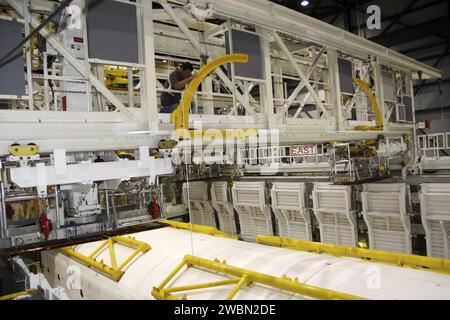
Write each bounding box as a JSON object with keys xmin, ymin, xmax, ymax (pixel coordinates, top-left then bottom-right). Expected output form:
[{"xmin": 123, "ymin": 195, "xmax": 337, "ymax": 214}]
[{"xmin": 41, "ymin": 227, "xmax": 450, "ymax": 300}]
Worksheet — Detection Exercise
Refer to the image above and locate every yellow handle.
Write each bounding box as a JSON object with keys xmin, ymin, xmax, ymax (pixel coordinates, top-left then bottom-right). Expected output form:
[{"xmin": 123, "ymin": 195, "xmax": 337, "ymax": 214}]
[{"xmin": 170, "ymin": 54, "xmax": 249, "ymax": 132}]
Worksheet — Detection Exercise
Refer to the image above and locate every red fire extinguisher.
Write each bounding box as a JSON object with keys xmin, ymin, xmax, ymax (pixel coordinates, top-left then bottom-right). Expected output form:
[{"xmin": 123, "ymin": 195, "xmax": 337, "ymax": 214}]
[
  {"xmin": 39, "ymin": 211, "xmax": 53, "ymax": 240},
  {"xmin": 147, "ymin": 198, "xmax": 160, "ymax": 220}
]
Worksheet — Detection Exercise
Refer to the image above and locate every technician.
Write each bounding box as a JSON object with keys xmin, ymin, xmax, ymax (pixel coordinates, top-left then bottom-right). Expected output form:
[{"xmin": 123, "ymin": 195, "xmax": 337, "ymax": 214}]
[{"xmin": 160, "ymin": 62, "xmax": 197, "ymax": 113}]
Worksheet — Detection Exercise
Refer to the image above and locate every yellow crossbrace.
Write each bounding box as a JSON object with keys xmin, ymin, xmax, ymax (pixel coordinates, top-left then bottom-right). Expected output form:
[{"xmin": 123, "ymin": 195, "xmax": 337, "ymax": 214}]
[
  {"xmin": 60, "ymin": 236, "xmax": 151, "ymax": 282},
  {"xmin": 256, "ymin": 235, "xmax": 450, "ymax": 275},
  {"xmin": 170, "ymin": 54, "xmax": 249, "ymax": 132},
  {"xmin": 151, "ymin": 255, "xmax": 366, "ymax": 300},
  {"xmin": 161, "ymin": 220, "xmax": 237, "ymax": 239},
  {"xmin": 0, "ymin": 289, "xmax": 36, "ymax": 300}
]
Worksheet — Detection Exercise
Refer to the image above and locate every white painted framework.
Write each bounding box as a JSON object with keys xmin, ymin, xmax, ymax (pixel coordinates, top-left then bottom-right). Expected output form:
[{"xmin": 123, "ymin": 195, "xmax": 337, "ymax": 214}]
[{"xmin": 0, "ymin": 0, "xmax": 440, "ymax": 156}]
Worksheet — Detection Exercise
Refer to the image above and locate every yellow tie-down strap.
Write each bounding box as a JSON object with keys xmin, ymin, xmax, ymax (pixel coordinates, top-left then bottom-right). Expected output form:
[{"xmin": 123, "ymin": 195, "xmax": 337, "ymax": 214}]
[
  {"xmin": 60, "ymin": 236, "xmax": 152, "ymax": 282},
  {"xmin": 160, "ymin": 220, "xmax": 237, "ymax": 240},
  {"xmin": 151, "ymin": 255, "xmax": 366, "ymax": 300},
  {"xmin": 256, "ymin": 235, "xmax": 450, "ymax": 275},
  {"xmin": 170, "ymin": 54, "xmax": 249, "ymax": 135}
]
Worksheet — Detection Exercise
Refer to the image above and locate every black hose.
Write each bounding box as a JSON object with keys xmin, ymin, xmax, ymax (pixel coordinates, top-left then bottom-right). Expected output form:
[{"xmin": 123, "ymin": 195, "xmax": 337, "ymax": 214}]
[{"xmin": 0, "ymin": 0, "xmax": 73, "ymax": 68}]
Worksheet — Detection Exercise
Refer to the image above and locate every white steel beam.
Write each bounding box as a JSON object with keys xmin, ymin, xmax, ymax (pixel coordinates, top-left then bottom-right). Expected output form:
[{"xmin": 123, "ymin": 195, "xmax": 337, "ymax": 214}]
[
  {"xmin": 282, "ymin": 46, "xmax": 326, "ymax": 116},
  {"xmin": 9, "ymin": 154, "xmax": 174, "ymax": 194}
]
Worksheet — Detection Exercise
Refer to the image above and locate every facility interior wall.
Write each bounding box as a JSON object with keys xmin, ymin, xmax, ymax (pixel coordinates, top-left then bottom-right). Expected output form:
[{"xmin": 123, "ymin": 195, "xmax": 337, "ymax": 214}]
[{"xmin": 415, "ymin": 56, "xmax": 450, "ymax": 131}]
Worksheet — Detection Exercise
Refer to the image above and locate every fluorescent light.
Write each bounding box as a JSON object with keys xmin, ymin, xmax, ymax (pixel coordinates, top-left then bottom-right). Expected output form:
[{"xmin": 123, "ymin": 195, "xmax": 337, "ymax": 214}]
[{"xmin": 301, "ymin": 0, "xmax": 309, "ymax": 6}]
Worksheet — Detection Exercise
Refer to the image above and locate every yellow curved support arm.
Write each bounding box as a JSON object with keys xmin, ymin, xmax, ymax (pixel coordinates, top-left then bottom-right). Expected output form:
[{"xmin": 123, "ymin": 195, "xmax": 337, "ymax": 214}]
[
  {"xmin": 170, "ymin": 54, "xmax": 249, "ymax": 131},
  {"xmin": 352, "ymin": 77, "xmax": 383, "ymax": 131}
]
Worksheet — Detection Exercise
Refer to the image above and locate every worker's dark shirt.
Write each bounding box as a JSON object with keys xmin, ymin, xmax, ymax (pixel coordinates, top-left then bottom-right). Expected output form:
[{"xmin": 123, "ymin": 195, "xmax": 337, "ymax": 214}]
[{"xmin": 160, "ymin": 70, "xmax": 186, "ymax": 107}]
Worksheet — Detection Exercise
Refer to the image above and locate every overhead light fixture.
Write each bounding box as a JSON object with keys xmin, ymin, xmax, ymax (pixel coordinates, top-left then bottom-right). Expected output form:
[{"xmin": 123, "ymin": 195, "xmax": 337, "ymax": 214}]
[
  {"xmin": 162, "ymin": 59, "xmax": 168, "ymax": 63},
  {"xmin": 301, "ymin": 0, "xmax": 309, "ymax": 6}
]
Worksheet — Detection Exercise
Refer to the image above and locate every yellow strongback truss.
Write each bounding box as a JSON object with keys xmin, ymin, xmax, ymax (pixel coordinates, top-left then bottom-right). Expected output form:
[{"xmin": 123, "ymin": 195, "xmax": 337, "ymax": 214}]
[
  {"xmin": 256, "ymin": 235, "xmax": 450, "ymax": 275},
  {"xmin": 61, "ymin": 236, "xmax": 151, "ymax": 282},
  {"xmin": 170, "ymin": 54, "xmax": 249, "ymax": 132},
  {"xmin": 151, "ymin": 255, "xmax": 366, "ymax": 300},
  {"xmin": 160, "ymin": 220, "xmax": 237, "ymax": 240}
]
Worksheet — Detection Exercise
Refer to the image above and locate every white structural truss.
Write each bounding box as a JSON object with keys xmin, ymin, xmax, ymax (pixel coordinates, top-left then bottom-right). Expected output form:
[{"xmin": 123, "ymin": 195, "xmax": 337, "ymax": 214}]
[
  {"xmin": 231, "ymin": 182, "xmax": 273, "ymax": 242},
  {"xmin": 271, "ymin": 182, "xmax": 312, "ymax": 241},
  {"xmin": 361, "ymin": 183, "xmax": 412, "ymax": 254},
  {"xmin": 420, "ymin": 184, "xmax": 450, "ymax": 259},
  {"xmin": 312, "ymin": 183, "xmax": 357, "ymax": 247},
  {"xmin": 210, "ymin": 181, "xmax": 237, "ymax": 236},
  {"xmin": 182, "ymin": 181, "xmax": 216, "ymax": 227}
]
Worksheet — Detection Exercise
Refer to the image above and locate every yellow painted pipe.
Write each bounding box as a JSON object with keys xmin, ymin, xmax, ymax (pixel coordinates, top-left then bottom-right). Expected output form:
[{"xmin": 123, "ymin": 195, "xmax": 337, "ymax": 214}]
[
  {"xmin": 352, "ymin": 77, "xmax": 383, "ymax": 131},
  {"xmin": 161, "ymin": 220, "xmax": 238, "ymax": 239},
  {"xmin": 170, "ymin": 54, "xmax": 249, "ymax": 132},
  {"xmin": 225, "ymin": 276, "xmax": 247, "ymax": 300},
  {"xmin": 0, "ymin": 289, "xmax": 36, "ymax": 300},
  {"xmin": 167, "ymin": 279, "xmax": 240, "ymax": 293},
  {"xmin": 182, "ymin": 255, "xmax": 366, "ymax": 300},
  {"xmin": 156, "ymin": 259, "xmax": 188, "ymax": 290},
  {"xmin": 109, "ymin": 238, "xmax": 117, "ymax": 270},
  {"xmin": 256, "ymin": 235, "xmax": 450, "ymax": 275}
]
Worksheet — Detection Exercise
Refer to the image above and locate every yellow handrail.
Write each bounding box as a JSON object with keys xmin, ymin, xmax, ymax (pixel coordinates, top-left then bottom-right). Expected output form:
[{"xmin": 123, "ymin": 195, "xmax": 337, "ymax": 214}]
[
  {"xmin": 352, "ymin": 77, "xmax": 383, "ymax": 131},
  {"xmin": 256, "ymin": 235, "xmax": 450, "ymax": 275},
  {"xmin": 170, "ymin": 54, "xmax": 249, "ymax": 131},
  {"xmin": 151, "ymin": 255, "xmax": 366, "ymax": 300}
]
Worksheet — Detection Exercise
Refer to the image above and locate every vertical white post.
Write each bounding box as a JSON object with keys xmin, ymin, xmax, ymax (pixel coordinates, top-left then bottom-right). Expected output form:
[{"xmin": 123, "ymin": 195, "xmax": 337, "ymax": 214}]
[
  {"xmin": 373, "ymin": 61, "xmax": 386, "ymax": 129},
  {"xmin": 127, "ymin": 67, "xmax": 134, "ymax": 109},
  {"xmin": 43, "ymin": 52, "xmax": 49, "ymax": 110},
  {"xmin": 260, "ymin": 30, "xmax": 275, "ymax": 128},
  {"xmin": 140, "ymin": 0, "xmax": 159, "ymax": 131},
  {"xmin": 23, "ymin": 0, "xmax": 33, "ymax": 110},
  {"xmin": 327, "ymin": 48, "xmax": 344, "ymax": 131},
  {"xmin": 408, "ymin": 72, "xmax": 418, "ymax": 168},
  {"xmin": 81, "ymin": 0, "xmax": 92, "ymax": 112},
  {"xmin": 273, "ymin": 61, "xmax": 284, "ymax": 116},
  {"xmin": 202, "ymin": 75, "xmax": 214, "ymax": 114}
]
